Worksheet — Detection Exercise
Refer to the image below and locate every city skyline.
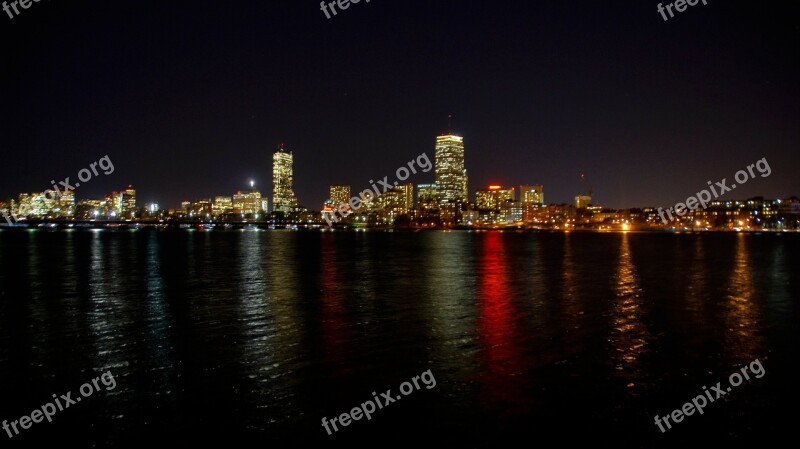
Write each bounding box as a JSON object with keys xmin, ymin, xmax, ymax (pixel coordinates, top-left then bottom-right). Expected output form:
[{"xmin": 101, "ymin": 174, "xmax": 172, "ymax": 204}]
[
  {"xmin": 1, "ymin": 122, "xmax": 796, "ymax": 213},
  {"xmin": 1, "ymin": 2, "xmax": 797, "ymax": 210},
  {"xmin": 1, "ymin": 134, "xmax": 797, "ymax": 216},
  {"xmin": 3, "ymin": 150, "xmax": 798, "ymax": 232},
  {"xmin": 1, "ymin": 2, "xmax": 798, "ymax": 446}
]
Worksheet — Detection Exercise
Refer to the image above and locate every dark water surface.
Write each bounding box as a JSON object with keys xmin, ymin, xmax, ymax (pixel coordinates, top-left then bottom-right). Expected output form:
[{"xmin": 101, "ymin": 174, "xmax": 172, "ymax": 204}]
[{"xmin": 0, "ymin": 230, "xmax": 798, "ymax": 447}]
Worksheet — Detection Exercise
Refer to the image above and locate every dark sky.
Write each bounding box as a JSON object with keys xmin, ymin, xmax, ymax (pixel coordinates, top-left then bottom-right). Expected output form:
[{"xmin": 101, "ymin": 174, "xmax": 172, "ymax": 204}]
[{"xmin": 1, "ymin": 0, "xmax": 798, "ymax": 209}]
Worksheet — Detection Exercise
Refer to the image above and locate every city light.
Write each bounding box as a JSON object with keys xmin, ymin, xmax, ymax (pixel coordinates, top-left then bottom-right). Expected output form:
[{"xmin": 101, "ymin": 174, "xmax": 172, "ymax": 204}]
[{"xmin": 0, "ymin": 133, "xmax": 796, "ymax": 232}]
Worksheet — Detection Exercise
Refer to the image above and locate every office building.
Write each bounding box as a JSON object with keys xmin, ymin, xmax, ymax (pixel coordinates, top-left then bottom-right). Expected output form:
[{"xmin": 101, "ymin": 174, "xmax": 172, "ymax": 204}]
[
  {"xmin": 108, "ymin": 191, "xmax": 122, "ymax": 214},
  {"xmin": 330, "ymin": 185, "xmax": 351, "ymax": 209},
  {"xmin": 17, "ymin": 193, "xmax": 47, "ymax": 217},
  {"xmin": 397, "ymin": 183, "xmax": 413, "ymax": 211},
  {"xmin": 476, "ymin": 185, "xmax": 515, "ymax": 210},
  {"xmin": 121, "ymin": 186, "xmax": 136, "ymax": 217},
  {"xmin": 434, "ymin": 134, "xmax": 467, "ymax": 204},
  {"xmin": 417, "ymin": 184, "xmax": 438, "ymax": 211},
  {"xmin": 233, "ymin": 190, "xmax": 263, "ymax": 215},
  {"xmin": 273, "ymin": 145, "xmax": 298, "ymax": 212},
  {"xmin": 377, "ymin": 188, "xmax": 408, "ymax": 223},
  {"xmin": 523, "ymin": 202, "xmax": 544, "ymax": 224},
  {"xmin": 74, "ymin": 198, "xmax": 106, "ymax": 219},
  {"xmin": 519, "ymin": 184, "xmax": 544, "ymax": 205},
  {"xmin": 192, "ymin": 199, "xmax": 213, "ymax": 217},
  {"xmin": 213, "ymin": 196, "xmax": 233, "ymax": 216},
  {"xmin": 502, "ymin": 201, "xmax": 523, "ymax": 223},
  {"xmin": 56, "ymin": 190, "xmax": 75, "ymax": 217}
]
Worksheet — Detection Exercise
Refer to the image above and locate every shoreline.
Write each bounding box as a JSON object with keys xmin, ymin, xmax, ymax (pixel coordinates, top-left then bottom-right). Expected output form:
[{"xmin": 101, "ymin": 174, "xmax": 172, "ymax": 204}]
[{"xmin": 1, "ymin": 220, "xmax": 798, "ymax": 233}]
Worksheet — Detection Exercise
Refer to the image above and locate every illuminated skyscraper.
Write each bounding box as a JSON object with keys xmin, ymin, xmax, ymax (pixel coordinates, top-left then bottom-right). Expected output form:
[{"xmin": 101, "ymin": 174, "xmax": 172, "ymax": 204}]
[
  {"xmin": 519, "ymin": 185, "xmax": 544, "ymax": 224},
  {"xmin": 272, "ymin": 145, "xmax": 298, "ymax": 212},
  {"xmin": 476, "ymin": 185, "xmax": 515, "ymax": 210},
  {"xmin": 397, "ymin": 183, "xmax": 413, "ymax": 211},
  {"xmin": 434, "ymin": 134, "xmax": 467, "ymax": 204},
  {"xmin": 121, "ymin": 186, "xmax": 136, "ymax": 216},
  {"xmin": 330, "ymin": 185, "xmax": 351, "ymax": 209},
  {"xmin": 109, "ymin": 191, "xmax": 122, "ymax": 213}
]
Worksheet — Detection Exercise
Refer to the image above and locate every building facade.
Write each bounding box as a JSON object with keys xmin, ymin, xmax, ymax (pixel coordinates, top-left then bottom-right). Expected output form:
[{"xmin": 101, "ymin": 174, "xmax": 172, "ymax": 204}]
[
  {"xmin": 519, "ymin": 184, "xmax": 544, "ymax": 205},
  {"xmin": 233, "ymin": 191, "xmax": 263, "ymax": 215},
  {"xmin": 273, "ymin": 146, "xmax": 298, "ymax": 212},
  {"xmin": 417, "ymin": 184, "xmax": 438, "ymax": 212},
  {"xmin": 213, "ymin": 196, "xmax": 233, "ymax": 216},
  {"xmin": 330, "ymin": 185, "xmax": 351, "ymax": 209},
  {"xmin": 121, "ymin": 186, "xmax": 136, "ymax": 217},
  {"xmin": 476, "ymin": 185, "xmax": 515, "ymax": 211},
  {"xmin": 434, "ymin": 134, "xmax": 467, "ymax": 205}
]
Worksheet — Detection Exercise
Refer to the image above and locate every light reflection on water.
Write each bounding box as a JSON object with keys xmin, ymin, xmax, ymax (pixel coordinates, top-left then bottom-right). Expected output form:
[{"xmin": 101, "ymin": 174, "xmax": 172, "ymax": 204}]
[
  {"xmin": 0, "ymin": 230, "xmax": 796, "ymax": 446},
  {"xmin": 724, "ymin": 233, "xmax": 764, "ymax": 362},
  {"xmin": 610, "ymin": 233, "xmax": 649, "ymax": 376}
]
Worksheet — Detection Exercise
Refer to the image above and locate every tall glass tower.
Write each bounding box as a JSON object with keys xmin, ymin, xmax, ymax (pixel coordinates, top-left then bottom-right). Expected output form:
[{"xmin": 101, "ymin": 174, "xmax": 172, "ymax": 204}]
[
  {"xmin": 272, "ymin": 145, "xmax": 298, "ymax": 212},
  {"xmin": 434, "ymin": 134, "xmax": 467, "ymax": 204}
]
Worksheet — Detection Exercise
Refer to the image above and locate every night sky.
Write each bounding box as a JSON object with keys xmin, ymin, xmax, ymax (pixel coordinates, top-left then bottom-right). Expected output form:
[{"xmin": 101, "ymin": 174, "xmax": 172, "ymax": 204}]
[{"xmin": 1, "ymin": 0, "xmax": 798, "ymax": 210}]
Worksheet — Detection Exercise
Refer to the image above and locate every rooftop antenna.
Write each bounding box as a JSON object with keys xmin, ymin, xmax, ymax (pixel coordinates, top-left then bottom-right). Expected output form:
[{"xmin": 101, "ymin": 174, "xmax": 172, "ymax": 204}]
[{"xmin": 447, "ymin": 114, "xmax": 453, "ymax": 134}]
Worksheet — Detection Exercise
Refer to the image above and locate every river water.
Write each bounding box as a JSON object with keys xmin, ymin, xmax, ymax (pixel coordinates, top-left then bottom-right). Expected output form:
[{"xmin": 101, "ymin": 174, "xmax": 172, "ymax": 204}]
[{"xmin": 0, "ymin": 229, "xmax": 797, "ymax": 447}]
